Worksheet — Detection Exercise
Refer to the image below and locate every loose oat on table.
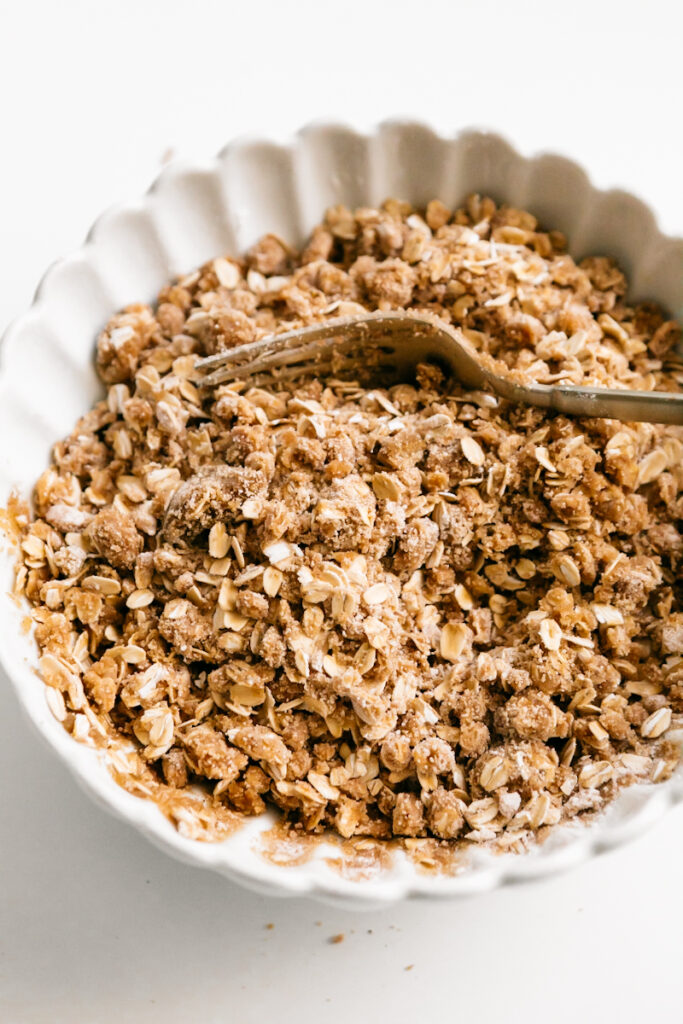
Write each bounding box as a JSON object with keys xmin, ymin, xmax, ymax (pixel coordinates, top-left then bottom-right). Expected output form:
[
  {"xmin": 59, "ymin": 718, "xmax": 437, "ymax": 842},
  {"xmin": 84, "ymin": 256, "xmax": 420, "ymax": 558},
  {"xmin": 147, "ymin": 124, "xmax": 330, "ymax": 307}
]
[{"xmin": 10, "ymin": 194, "xmax": 683, "ymax": 857}]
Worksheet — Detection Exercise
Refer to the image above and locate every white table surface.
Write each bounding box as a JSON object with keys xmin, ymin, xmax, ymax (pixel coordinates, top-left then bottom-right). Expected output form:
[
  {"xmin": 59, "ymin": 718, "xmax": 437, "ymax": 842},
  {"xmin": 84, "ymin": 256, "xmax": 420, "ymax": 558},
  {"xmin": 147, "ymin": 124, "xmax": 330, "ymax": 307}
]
[{"xmin": 1, "ymin": 2, "xmax": 682, "ymax": 1020}]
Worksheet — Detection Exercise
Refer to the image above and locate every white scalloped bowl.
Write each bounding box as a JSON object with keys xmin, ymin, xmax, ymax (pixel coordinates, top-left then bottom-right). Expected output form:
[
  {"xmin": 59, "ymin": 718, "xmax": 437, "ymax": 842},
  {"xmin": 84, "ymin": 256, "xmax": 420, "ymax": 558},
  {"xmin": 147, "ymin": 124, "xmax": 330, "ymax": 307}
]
[{"xmin": 1, "ymin": 121, "xmax": 682, "ymax": 908}]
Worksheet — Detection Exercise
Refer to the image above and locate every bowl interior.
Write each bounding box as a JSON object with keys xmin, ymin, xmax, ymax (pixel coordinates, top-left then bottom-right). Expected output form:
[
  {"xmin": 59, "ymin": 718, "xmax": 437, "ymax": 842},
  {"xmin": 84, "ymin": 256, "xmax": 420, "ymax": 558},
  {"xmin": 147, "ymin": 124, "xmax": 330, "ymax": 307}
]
[{"xmin": 1, "ymin": 123, "xmax": 682, "ymax": 902}]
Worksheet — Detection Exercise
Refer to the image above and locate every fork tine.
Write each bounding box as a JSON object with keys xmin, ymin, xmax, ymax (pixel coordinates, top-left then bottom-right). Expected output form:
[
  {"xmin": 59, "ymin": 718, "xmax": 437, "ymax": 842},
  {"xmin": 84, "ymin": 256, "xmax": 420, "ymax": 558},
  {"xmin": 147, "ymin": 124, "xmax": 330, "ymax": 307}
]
[
  {"xmin": 196, "ymin": 317, "xmax": 373, "ymax": 372},
  {"xmin": 200, "ymin": 329, "xmax": 393, "ymax": 387},
  {"xmin": 230, "ymin": 354, "xmax": 398, "ymax": 390},
  {"xmin": 200, "ymin": 348, "xmax": 322, "ymax": 386},
  {"xmin": 227, "ymin": 336, "xmax": 352, "ymax": 375},
  {"xmin": 195, "ymin": 314, "xmax": 396, "ymax": 375},
  {"xmin": 196, "ymin": 326, "xmax": 322, "ymax": 371},
  {"xmin": 202, "ymin": 349, "xmax": 396, "ymax": 389}
]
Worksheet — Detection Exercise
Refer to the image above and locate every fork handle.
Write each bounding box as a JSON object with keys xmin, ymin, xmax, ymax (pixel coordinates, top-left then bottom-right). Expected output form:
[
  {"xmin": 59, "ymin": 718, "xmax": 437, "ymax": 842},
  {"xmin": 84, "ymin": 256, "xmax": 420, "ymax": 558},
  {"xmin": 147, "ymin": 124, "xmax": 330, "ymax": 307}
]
[{"xmin": 492, "ymin": 376, "xmax": 683, "ymax": 425}]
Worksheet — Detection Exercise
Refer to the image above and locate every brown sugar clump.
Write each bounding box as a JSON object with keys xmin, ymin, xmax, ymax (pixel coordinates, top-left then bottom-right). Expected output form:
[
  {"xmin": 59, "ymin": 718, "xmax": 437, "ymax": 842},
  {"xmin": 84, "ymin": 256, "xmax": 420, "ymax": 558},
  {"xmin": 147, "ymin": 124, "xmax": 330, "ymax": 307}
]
[{"xmin": 86, "ymin": 506, "xmax": 142, "ymax": 570}]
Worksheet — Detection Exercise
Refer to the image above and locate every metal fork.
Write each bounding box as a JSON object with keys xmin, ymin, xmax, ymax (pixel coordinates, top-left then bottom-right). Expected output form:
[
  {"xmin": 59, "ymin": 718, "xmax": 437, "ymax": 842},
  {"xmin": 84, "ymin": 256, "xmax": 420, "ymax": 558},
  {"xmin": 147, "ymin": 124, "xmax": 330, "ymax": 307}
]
[{"xmin": 195, "ymin": 311, "xmax": 683, "ymax": 424}]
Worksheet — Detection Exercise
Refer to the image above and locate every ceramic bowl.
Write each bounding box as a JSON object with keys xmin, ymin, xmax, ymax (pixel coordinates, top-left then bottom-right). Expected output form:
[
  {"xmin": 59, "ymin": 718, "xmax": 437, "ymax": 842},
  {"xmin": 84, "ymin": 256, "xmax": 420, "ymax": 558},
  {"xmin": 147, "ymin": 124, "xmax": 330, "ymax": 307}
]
[{"xmin": 1, "ymin": 121, "xmax": 682, "ymax": 907}]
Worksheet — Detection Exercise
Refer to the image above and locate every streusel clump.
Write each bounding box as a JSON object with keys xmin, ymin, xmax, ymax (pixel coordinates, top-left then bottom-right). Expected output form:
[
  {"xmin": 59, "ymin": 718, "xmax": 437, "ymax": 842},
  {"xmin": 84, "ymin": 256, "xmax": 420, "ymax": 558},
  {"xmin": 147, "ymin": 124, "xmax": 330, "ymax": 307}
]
[{"xmin": 12, "ymin": 195, "xmax": 683, "ymax": 849}]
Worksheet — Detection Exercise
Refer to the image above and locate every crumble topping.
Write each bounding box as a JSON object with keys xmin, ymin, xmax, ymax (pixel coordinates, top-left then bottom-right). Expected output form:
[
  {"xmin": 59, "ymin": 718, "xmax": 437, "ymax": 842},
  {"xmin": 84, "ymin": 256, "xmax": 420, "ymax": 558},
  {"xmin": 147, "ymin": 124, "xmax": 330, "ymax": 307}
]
[{"xmin": 10, "ymin": 195, "xmax": 683, "ymax": 855}]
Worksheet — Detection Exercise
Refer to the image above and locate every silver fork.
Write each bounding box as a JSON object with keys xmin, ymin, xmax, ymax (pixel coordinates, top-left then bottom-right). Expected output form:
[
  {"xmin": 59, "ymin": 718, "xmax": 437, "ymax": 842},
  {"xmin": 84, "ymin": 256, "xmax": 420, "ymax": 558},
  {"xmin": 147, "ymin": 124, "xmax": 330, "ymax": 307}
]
[{"xmin": 195, "ymin": 311, "xmax": 683, "ymax": 424}]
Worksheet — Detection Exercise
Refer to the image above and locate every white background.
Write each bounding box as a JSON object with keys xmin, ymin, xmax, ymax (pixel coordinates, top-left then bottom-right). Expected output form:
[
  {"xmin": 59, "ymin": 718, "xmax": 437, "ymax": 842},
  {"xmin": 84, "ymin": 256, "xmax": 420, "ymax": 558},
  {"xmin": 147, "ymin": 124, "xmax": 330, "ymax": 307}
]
[{"xmin": 1, "ymin": 1, "xmax": 682, "ymax": 1021}]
